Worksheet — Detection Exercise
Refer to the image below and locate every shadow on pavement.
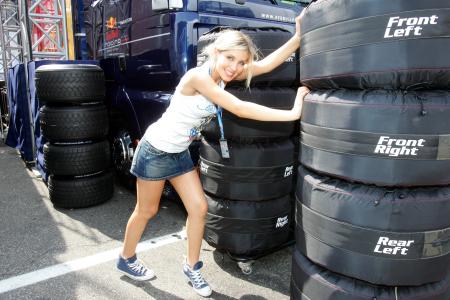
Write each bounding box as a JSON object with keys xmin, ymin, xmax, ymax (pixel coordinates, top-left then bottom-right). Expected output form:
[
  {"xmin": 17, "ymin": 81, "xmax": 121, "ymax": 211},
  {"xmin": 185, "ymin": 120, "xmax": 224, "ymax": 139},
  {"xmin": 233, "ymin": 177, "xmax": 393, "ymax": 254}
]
[
  {"xmin": 120, "ymin": 276, "xmax": 186, "ymax": 300},
  {"xmin": 212, "ymin": 247, "xmax": 292, "ymax": 297},
  {"xmin": 0, "ymin": 143, "xmax": 78, "ymax": 298},
  {"xmin": 54, "ymin": 181, "xmax": 188, "ymax": 244}
]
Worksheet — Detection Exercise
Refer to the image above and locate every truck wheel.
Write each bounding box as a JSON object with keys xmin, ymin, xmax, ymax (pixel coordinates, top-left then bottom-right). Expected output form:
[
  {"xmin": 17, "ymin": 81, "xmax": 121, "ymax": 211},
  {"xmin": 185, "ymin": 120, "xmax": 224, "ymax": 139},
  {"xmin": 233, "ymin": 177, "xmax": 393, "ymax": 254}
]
[
  {"xmin": 40, "ymin": 104, "xmax": 109, "ymax": 142},
  {"xmin": 35, "ymin": 64, "xmax": 105, "ymax": 103},
  {"xmin": 44, "ymin": 140, "xmax": 111, "ymax": 176},
  {"xmin": 291, "ymin": 249, "xmax": 450, "ymax": 300},
  {"xmin": 300, "ymin": 0, "xmax": 450, "ymax": 89},
  {"xmin": 162, "ymin": 182, "xmax": 180, "ymax": 200},
  {"xmin": 112, "ymin": 130, "xmax": 136, "ymax": 189},
  {"xmin": 48, "ymin": 171, "xmax": 114, "ymax": 209},
  {"xmin": 295, "ymin": 165, "xmax": 450, "ymax": 286}
]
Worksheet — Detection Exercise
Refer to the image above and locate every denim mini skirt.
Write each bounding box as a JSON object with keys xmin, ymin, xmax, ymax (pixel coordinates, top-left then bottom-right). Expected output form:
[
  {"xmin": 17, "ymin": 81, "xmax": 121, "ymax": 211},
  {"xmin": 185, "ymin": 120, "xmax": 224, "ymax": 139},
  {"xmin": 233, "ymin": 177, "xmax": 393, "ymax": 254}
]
[{"xmin": 130, "ymin": 139, "xmax": 194, "ymax": 180}]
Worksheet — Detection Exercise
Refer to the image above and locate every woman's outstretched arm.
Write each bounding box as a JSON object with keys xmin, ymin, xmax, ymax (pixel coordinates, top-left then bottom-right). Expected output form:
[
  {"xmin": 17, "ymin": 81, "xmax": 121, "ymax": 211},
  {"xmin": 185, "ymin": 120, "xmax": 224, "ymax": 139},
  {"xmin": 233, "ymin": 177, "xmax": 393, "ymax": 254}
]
[
  {"xmin": 236, "ymin": 9, "xmax": 306, "ymax": 80},
  {"xmin": 187, "ymin": 71, "xmax": 310, "ymax": 121}
]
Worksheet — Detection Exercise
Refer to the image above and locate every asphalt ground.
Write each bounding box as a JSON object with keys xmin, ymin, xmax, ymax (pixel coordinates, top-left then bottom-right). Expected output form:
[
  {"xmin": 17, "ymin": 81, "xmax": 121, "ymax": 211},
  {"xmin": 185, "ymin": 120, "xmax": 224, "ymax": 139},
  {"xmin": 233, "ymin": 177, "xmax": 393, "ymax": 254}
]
[{"xmin": 0, "ymin": 140, "xmax": 293, "ymax": 300}]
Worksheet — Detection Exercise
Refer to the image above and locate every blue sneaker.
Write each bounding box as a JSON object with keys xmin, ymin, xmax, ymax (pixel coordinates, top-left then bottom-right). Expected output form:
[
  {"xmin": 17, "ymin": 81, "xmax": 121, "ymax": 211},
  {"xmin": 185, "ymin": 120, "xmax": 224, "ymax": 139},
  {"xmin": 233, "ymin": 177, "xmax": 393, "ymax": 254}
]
[
  {"xmin": 117, "ymin": 254, "xmax": 155, "ymax": 281},
  {"xmin": 183, "ymin": 259, "xmax": 212, "ymax": 297}
]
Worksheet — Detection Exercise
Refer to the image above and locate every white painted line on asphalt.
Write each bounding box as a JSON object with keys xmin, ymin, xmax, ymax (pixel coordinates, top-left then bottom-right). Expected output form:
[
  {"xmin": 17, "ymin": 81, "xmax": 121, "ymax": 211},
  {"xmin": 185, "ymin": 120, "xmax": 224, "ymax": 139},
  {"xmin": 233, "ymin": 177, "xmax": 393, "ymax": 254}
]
[{"xmin": 0, "ymin": 230, "xmax": 186, "ymax": 294}]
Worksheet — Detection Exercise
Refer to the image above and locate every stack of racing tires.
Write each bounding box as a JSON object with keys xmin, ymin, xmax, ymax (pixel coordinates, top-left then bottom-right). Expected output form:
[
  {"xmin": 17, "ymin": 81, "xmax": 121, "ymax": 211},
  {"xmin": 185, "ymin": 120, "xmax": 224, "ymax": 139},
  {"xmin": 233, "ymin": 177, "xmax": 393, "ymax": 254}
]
[
  {"xmin": 36, "ymin": 64, "xmax": 114, "ymax": 209},
  {"xmin": 197, "ymin": 27, "xmax": 299, "ymax": 274},
  {"xmin": 291, "ymin": 1, "xmax": 450, "ymax": 299}
]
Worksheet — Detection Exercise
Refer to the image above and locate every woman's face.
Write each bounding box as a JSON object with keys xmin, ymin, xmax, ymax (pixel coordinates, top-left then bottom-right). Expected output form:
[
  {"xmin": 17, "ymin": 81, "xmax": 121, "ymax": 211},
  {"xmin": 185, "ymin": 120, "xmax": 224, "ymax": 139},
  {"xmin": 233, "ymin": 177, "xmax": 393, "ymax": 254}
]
[{"xmin": 214, "ymin": 49, "xmax": 249, "ymax": 83}]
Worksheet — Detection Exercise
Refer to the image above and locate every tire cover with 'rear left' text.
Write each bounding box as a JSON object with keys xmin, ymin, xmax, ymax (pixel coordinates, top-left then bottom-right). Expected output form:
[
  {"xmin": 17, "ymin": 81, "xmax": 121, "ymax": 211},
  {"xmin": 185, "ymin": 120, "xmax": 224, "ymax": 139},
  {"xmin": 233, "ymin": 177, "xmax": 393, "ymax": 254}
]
[{"xmin": 295, "ymin": 165, "xmax": 450, "ymax": 286}]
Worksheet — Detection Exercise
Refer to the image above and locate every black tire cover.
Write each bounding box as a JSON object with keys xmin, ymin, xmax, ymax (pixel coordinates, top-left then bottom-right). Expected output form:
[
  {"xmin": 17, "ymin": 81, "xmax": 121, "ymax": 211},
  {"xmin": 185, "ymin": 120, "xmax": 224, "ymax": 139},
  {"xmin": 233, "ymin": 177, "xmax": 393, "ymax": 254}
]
[
  {"xmin": 291, "ymin": 248, "xmax": 450, "ymax": 300},
  {"xmin": 40, "ymin": 104, "xmax": 109, "ymax": 142},
  {"xmin": 205, "ymin": 194, "xmax": 292, "ymax": 256},
  {"xmin": 300, "ymin": 0, "xmax": 450, "ymax": 89},
  {"xmin": 44, "ymin": 140, "xmax": 111, "ymax": 176},
  {"xmin": 295, "ymin": 165, "xmax": 450, "ymax": 286},
  {"xmin": 48, "ymin": 171, "xmax": 114, "ymax": 209},
  {"xmin": 301, "ymin": 89, "xmax": 450, "ymax": 186},
  {"xmin": 200, "ymin": 138, "xmax": 296, "ymax": 200},
  {"xmin": 197, "ymin": 27, "xmax": 298, "ymax": 87},
  {"xmin": 201, "ymin": 87, "xmax": 297, "ymax": 143},
  {"xmin": 35, "ymin": 64, "xmax": 105, "ymax": 103}
]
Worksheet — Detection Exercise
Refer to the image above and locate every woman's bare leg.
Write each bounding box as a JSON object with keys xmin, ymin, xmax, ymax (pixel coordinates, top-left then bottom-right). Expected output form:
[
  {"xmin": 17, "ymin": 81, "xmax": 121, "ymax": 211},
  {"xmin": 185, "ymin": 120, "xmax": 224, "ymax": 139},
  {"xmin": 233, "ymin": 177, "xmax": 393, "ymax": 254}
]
[
  {"xmin": 121, "ymin": 178, "xmax": 165, "ymax": 258},
  {"xmin": 169, "ymin": 170, "xmax": 208, "ymax": 266}
]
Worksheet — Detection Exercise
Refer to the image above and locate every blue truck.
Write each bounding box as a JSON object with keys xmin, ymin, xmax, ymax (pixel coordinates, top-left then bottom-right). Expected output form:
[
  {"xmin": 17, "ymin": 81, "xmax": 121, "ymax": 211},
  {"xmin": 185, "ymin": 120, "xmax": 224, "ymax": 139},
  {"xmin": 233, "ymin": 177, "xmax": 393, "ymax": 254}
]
[{"xmin": 87, "ymin": 0, "xmax": 309, "ymax": 185}]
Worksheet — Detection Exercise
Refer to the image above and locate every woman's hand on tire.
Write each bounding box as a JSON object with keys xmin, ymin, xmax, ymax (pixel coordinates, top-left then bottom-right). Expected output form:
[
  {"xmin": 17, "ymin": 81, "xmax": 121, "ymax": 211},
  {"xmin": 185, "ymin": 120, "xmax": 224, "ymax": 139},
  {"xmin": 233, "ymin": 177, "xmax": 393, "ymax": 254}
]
[
  {"xmin": 293, "ymin": 86, "xmax": 310, "ymax": 119},
  {"xmin": 295, "ymin": 7, "xmax": 307, "ymax": 39}
]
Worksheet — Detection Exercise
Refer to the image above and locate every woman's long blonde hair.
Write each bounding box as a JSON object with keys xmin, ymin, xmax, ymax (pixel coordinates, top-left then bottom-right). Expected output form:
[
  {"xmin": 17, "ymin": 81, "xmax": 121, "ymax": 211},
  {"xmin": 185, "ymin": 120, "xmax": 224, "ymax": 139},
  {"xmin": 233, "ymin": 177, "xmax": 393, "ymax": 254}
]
[{"xmin": 201, "ymin": 29, "xmax": 259, "ymax": 87}]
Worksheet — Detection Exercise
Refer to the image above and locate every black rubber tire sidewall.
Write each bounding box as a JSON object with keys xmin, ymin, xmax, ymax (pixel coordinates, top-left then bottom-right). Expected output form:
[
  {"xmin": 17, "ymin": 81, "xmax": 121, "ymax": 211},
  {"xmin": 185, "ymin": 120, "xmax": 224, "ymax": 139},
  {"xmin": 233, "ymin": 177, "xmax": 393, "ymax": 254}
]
[
  {"xmin": 35, "ymin": 64, "xmax": 105, "ymax": 103},
  {"xmin": 40, "ymin": 104, "xmax": 109, "ymax": 142},
  {"xmin": 48, "ymin": 171, "xmax": 114, "ymax": 209},
  {"xmin": 44, "ymin": 140, "xmax": 111, "ymax": 176}
]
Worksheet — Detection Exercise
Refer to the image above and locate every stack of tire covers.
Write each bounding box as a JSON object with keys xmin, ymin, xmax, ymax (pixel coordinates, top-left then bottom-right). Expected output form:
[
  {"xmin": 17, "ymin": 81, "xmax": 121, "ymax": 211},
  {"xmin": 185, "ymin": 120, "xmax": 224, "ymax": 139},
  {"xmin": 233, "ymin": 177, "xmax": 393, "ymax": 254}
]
[
  {"xmin": 291, "ymin": 1, "xmax": 450, "ymax": 299},
  {"xmin": 198, "ymin": 27, "xmax": 299, "ymax": 258},
  {"xmin": 36, "ymin": 64, "xmax": 114, "ymax": 209}
]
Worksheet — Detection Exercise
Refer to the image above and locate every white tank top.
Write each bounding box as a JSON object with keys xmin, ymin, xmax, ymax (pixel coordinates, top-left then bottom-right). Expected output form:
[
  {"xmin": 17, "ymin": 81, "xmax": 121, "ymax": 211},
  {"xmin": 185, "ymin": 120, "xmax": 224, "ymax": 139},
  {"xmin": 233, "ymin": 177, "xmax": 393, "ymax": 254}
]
[{"xmin": 143, "ymin": 65, "xmax": 225, "ymax": 153}]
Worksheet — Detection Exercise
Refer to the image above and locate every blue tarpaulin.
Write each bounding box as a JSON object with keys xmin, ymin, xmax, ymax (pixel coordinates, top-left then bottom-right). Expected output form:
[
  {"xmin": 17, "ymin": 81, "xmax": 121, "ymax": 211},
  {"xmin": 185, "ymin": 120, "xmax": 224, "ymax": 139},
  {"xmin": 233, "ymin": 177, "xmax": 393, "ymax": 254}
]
[{"xmin": 5, "ymin": 64, "xmax": 33, "ymax": 163}]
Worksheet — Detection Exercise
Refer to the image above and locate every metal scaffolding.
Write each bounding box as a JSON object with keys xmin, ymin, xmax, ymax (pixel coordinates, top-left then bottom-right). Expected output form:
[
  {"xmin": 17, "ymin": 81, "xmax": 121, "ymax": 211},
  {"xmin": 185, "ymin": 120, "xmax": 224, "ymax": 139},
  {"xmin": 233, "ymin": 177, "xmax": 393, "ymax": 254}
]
[
  {"xmin": 0, "ymin": 0, "xmax": 26, "ymax": 140},
  {"xmin": 0, "ymin": 0, "xmax": 27, "ymax": 82},
  {"xmin": 0, "ymin": 0, "xmax": 71, "ymax": 144},
  {"xmin": 0, "ymin": 0, "xmax": 70, "ymax": 81},
  {"xmin": 28, "ymin": 0, "xmax": 69, "ymax": 60}
]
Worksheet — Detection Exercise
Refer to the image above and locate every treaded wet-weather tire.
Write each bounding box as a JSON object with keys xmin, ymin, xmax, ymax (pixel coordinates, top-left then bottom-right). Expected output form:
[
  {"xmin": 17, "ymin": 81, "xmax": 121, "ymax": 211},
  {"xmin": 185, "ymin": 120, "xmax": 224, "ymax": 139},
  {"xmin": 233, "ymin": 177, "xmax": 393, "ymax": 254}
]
[
  {"xmin": 291, "ymin": 248, "xmax": 450, "ymax": 300},
  {"xmin": 40, "ymin": 104, "xmax": 109, "ymax": 142},
  {"xmin": 205, "ymin": 194, "xmax": 292, "ymax": 256},
  {"xmin": 35, "ymin": 64, "xmax": 105, "ymax": 103},
  {"xmin": 48, "ymin": 171, "xmax": 114, "ymax": 209},
  {"xmin": 300, "ymin": 89, "xmax": 450, "ymax": 187},
  {"xmin": 300, "ymin": 0, "xmax": 450, "ymax": 89},
  {"xmin": 44, "ymin": 140, "xmax": 111, "ymax": 176},
  {"xmin": 200, "ymin": 139, "xmax": 296, "ymax": 200},
  {"xmin": 198, "ymin": 27, "xmax": 298, "ymax": 87},
  {"xmin": 295, "ymin": 165, "xmax": 450, "ymax": 286},
  {"xmin": 201, "ymin": 87, "xmax": 297, "ymax": 143}
]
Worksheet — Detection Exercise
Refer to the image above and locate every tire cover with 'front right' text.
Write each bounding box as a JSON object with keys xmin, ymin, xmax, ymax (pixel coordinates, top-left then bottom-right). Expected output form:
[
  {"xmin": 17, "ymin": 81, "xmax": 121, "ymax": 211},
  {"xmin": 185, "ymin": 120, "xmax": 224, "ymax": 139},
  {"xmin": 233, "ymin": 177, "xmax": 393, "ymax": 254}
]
[{"xmin": 301, "ymin": 89, "xmax": 450, "ymax": 187}]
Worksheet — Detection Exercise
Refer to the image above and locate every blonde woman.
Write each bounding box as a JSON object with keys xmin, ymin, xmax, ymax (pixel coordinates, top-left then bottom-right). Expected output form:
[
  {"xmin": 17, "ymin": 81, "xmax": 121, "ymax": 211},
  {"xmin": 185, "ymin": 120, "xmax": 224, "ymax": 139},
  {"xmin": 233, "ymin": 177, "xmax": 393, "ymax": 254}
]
[{"xmin": 117, "ymin": 14, "xmax": 309, "ymax": 298}]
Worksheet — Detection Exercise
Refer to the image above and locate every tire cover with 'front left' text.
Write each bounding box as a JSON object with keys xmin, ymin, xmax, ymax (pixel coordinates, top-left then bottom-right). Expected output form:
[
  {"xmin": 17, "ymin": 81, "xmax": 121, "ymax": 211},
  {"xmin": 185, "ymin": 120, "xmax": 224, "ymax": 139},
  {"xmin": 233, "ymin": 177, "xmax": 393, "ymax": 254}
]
[{"xmin": 300, "ymin": 0, "xmax": 450, "ymax": 89}]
